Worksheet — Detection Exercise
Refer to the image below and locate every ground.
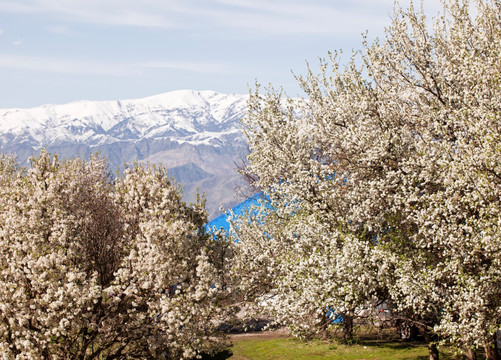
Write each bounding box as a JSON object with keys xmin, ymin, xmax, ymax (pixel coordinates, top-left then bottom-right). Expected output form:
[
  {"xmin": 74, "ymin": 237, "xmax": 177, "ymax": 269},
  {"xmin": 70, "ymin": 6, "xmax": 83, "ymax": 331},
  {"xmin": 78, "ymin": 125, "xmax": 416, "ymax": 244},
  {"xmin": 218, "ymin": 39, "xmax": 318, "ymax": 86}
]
[{"xmin": 203, "ymin": 328, "xmax": 467, "ymax": 360}]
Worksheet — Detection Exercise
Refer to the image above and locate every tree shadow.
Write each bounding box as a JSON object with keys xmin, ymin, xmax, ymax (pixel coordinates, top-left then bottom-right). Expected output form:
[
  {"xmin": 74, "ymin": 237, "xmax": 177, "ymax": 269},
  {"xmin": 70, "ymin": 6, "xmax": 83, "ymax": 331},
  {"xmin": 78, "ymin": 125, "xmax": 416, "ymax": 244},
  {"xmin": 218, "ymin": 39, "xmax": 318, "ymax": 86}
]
[
  {"xmin": 198, "ymin": 349, "xmax": 233, "ymax": 360},
  {"xmin": 356, "ymin": 341, "xmax": 464, "ymax": 360},
  {"xmin": 374, "ymin": 342, "xmax": 425, "ymax": 351}
]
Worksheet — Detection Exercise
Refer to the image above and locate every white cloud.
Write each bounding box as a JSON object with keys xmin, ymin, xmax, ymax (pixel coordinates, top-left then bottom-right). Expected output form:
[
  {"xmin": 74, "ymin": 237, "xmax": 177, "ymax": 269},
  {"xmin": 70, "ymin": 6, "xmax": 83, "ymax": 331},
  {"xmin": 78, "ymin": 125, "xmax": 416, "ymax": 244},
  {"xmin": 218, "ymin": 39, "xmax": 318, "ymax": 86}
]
[
  {"xmin": 210, "ymin": 1, "xmax": 387, "ymax": 34},
  {"xmin": 0, "ymin": 1, "xmax": 37, "ymax": 13},
  {"xmin": 0, "ymin": 29, "xmax": 4, "ymax": 35},
  {"xmin": 211, "ymin": 0, "xmax": 444, "ymax": 34},
  {"xmin": 0, "ymin": 0, "xmax": 383, "ymax": 33},
  {"xmin": 0, "ymin": 0, "xmax": 445, "ymax": 34},
  {"xmin": 139, "ymin": 61, "xmax": 232, "ymax": 74},
  {"xmin": 0, "ymin": 54, "xmax": 233, "ymax": 76},
  {"xmin": 0, "ymin": 54, "xmax": 137, "ymax": 76},
  {"xmin": 46, "ymin": 25, "xmax": 72, "ymax": 35},
  {"xmin": 0, "ymin": 0, "xmax": 180, "ymax": 28}
]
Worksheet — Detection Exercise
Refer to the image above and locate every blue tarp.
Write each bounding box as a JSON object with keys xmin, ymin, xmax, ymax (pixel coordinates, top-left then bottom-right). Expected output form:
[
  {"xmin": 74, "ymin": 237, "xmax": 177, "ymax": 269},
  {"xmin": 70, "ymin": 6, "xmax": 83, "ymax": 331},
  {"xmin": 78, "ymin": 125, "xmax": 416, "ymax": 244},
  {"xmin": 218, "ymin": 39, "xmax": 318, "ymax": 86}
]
[{"xmin": 203, "ymin": 191, "xmax": 268, "ymax": 236}]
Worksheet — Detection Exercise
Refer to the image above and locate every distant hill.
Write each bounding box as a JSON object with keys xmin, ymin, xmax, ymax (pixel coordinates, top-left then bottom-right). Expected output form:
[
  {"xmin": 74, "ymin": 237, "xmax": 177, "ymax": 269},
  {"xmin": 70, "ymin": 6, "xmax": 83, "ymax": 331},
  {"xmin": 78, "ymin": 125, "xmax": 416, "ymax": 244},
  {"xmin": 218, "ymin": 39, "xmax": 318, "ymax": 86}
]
[
  {"xmin": 0, "ymin": 90, "xmax": 250, "ymax": 218},
  {"xmin": 168, "ymin": 162, "xmax": 214, "ymax": 185}
]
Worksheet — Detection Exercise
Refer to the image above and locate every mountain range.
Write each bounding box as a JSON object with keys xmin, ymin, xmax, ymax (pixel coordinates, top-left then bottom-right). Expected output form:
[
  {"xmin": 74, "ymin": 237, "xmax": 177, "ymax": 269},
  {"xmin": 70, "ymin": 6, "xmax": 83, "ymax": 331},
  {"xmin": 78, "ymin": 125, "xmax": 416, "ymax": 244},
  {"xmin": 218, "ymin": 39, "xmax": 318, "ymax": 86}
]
[{"xmin": 0, "ymin": 90, "xmax": 250, "ymax": 218}]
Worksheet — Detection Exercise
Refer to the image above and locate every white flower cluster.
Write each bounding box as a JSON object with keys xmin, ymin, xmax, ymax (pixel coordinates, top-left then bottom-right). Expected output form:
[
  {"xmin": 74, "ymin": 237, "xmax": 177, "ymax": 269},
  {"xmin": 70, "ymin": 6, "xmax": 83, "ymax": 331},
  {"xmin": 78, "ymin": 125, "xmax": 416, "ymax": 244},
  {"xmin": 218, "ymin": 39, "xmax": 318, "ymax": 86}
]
[
  {"xmin": 0, "ymin": 151, "xmax": 233, "ymax": 359},
  {"xmin": 233, "ymin": 0, "xmax": 501, "ymax": 358}
]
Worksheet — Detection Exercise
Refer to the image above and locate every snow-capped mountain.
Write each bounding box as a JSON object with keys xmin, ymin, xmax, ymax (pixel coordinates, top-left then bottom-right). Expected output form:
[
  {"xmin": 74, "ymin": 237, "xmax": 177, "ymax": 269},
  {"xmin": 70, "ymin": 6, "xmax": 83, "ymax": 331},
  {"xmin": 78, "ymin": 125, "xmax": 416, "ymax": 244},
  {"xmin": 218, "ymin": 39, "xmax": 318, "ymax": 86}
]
[
  {"xmin": 0, "ymin": 90, "xmax": 247, "ymax": 148},
  {"xmin": 0, "ymin": 90, "xmax": 250, "ymax": 218}
]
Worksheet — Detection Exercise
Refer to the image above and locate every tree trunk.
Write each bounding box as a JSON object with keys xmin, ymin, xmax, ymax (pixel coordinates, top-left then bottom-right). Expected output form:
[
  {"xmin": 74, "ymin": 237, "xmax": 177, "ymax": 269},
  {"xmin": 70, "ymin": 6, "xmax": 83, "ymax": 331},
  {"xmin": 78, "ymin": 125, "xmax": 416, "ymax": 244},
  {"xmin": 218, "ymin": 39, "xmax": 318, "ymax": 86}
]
[
  {"xmin": 464, "ymin": 348, "xmax": 476, "ymax": 360},
  {"xmin": 343, "ymin": 315, "xmax": 354, "ymax": 343},
  {"xmin": 317, "ymin": 313, "xmax": 329, "ymax": 339},
  {"xmin": 423, "ymin": 331, "xmax": 439, "ymax": 360},
  {"xmin": 485, "ymin": 332, "xmax": 500, "ymax": 360},
  {"xmin": 428, "ymin": 342, "xmax": 439, "ymax": 360}
]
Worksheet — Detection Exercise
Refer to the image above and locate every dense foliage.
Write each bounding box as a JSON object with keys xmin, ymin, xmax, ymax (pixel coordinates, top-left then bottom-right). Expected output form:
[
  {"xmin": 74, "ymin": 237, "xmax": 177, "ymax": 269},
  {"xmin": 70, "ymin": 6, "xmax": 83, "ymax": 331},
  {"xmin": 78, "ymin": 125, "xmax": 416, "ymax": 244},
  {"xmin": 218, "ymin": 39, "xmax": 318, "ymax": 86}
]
[
  {"xmin": 233, "ymin": 0, "xmax": 501, "ymax": 359},
  {"xmin": 0, "ymin": 150, "xmax": 232, "ymax": 359}
]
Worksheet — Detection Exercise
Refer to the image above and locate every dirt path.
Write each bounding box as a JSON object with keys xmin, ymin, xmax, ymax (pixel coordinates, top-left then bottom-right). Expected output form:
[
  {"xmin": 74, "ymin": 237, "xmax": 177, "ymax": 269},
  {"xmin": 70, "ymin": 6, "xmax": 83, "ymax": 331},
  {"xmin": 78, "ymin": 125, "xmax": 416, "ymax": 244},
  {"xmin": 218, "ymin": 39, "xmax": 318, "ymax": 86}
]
[{"xmin": 229, "ymin": 328, "xmax": 289, "ymax": 341}]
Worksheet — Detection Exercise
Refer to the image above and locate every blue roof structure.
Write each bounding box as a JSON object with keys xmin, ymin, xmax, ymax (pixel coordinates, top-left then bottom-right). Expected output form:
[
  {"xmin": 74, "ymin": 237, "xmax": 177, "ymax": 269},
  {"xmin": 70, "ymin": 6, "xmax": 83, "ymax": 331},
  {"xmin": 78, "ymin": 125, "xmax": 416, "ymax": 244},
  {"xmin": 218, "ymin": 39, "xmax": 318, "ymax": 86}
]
[{"xmin": 203, "ymin": 192, "xmax": 269, "ymax": 237}]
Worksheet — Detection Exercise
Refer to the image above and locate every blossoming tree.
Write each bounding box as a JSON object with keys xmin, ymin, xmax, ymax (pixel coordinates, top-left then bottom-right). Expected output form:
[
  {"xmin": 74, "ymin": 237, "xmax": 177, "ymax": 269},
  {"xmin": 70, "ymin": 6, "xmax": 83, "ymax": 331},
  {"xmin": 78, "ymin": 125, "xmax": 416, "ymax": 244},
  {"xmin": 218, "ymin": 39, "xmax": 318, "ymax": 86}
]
[
  {"xmin": 233, "ymin": 1, "xmax": 501, "ymax": 359},
  {"xmin": 0, "ymin": 150, "xmax": 233, "ymax": 359}
]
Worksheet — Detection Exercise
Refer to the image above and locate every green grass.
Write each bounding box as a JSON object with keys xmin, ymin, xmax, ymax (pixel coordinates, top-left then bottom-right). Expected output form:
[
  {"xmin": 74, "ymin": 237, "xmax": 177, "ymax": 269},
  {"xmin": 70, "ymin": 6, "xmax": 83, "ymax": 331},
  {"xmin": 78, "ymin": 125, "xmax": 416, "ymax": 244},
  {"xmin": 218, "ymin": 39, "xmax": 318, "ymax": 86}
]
[{"xmin": 222, "ymin": 337, "xmax": 461, "ymax": 360}]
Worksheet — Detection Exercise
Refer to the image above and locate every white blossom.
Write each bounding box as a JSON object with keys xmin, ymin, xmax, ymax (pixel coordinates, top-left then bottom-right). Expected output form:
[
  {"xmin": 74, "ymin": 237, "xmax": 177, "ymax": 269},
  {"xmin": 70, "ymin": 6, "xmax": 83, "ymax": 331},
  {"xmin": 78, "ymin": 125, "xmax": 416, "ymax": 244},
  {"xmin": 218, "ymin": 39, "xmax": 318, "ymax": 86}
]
[{"xmin": 0, "ymin": 150, "xmax": 234, "ymax": 359}]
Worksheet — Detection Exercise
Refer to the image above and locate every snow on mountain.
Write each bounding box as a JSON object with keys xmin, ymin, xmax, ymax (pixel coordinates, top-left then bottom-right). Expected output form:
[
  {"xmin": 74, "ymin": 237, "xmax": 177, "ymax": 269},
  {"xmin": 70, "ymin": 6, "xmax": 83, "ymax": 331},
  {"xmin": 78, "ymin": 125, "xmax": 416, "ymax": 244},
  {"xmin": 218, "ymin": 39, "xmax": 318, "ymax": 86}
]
[
  {"xmin": 0, "ymin": 90, "xmax": 248, "ymax": 148},
  {"xmin": 0, "ymin": 90, "xmax": 250, "ymax": 218}
]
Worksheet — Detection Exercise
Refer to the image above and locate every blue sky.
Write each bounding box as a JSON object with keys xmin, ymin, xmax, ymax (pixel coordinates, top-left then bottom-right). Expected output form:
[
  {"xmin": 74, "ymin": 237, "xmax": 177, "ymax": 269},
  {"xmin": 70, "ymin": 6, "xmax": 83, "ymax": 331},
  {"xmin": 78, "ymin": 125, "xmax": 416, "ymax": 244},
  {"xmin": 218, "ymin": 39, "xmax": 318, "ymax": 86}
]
[{"xmin": 0, "ymin": 0, "xmax": 442, "ymax": 108}]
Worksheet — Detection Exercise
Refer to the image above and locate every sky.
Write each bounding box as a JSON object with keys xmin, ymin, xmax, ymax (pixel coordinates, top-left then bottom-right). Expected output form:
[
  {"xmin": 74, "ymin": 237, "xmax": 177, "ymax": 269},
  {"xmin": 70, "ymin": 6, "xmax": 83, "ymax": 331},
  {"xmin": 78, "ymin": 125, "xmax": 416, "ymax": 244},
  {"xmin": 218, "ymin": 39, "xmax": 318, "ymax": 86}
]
[{"xmin": 0, "ymin": 0, "xmax": 443, "ymax": 108}]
